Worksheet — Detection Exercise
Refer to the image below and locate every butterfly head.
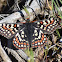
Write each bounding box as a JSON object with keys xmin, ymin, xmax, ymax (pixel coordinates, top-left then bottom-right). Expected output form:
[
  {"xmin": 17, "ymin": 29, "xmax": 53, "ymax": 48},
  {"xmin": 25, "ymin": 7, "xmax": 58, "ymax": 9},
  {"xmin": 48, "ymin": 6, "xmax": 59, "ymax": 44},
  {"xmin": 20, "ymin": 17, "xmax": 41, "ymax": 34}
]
[{"xmin": 25, "ymin": 18, "xmax": 30, "ymax": 23}]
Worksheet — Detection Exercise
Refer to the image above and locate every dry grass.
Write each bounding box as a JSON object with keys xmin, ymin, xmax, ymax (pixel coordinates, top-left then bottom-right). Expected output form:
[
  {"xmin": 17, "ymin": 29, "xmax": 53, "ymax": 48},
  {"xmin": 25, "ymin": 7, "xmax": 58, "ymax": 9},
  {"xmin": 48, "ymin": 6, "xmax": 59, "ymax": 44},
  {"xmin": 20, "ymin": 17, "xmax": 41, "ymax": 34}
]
[{"xmin": 0, "ymin": 0, "xmax": 7, "ymax": 12}]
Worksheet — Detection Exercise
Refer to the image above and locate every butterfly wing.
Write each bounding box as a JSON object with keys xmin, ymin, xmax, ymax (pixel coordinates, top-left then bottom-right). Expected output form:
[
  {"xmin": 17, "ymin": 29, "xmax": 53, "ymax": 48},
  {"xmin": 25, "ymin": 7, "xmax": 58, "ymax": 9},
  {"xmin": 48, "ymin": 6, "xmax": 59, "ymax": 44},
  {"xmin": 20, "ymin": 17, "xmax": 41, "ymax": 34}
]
[
  {"xmin": 12, "ymin": 30, "xmax": 29, "ymax": 49},
  {"xmin": 0, "ymin": 23, "xmax": 23, "ymax": 39},
  {"xmin": 34, "ymin": 17, "xmax": 61, "ymax": 34},
  {"xmin": 31, "ymin": 27, "xmax": 47, "ymax": 48},
  {"xmin": 12, "ymin": 23, "xmax": 47, "ymax": 49},
  {"xmin": 31, "ymin": 17, "xmax": 61, "ymax": 48}
]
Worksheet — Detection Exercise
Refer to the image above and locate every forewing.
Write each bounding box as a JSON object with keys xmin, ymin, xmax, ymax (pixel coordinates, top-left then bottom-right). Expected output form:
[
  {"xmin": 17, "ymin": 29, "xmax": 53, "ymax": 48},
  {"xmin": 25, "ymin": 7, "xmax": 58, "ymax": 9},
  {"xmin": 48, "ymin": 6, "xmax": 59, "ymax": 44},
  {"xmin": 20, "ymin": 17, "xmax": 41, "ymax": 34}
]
[
  {"xmin": 0, "ymin": 23, "xmax": 22, "ymax": 39},
  {"xmin": 34, "ymin": 17, "xmax": 61, "ymax": 34}
]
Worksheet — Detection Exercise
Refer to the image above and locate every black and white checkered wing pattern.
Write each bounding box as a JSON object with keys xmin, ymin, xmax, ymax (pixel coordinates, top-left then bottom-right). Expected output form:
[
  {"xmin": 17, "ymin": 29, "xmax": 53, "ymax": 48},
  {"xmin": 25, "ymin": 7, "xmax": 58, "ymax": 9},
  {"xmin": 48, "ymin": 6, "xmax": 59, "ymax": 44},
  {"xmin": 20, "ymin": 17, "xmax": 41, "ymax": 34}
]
[
  {"xmin": 0, "ymin": 23, "xmax": 21, "ymax": 39},
  {"xmin": 12, "ymin": 30, "xmax": 29, "ymax": 49},
  {"xmin": 31, "ymin": 27, "xmax": 47, "ymax": 48},
  {"xmin": 34, "ymin": 17, "xmax": 61, "ymax": 34}
]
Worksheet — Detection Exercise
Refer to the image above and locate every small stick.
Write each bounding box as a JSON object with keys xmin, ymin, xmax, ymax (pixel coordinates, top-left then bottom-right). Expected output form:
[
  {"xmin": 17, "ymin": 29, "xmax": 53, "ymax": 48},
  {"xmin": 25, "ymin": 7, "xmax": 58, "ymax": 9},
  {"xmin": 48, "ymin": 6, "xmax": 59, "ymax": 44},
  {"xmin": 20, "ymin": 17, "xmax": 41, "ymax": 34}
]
[
  {"xmin": 16, "ymin": 50, "xmax": 30, "ymax": 61},
  {"xmin": 5, "ymin": 47, "xmax": 25, "ymax": 62},
  {"xmin": 0, "ymin": 41, "xmax": 12, "ymax": 62}
]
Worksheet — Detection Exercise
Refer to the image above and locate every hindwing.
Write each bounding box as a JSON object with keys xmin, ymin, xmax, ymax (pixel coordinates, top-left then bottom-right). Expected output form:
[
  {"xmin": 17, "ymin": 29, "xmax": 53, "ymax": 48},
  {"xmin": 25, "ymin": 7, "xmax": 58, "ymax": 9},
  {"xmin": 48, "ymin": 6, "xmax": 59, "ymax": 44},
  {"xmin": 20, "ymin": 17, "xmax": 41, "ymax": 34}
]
[
  {"xmin": 31, "ymin": 28, "xmax": 47, "ymax": 48},
  {"xmin": 12, "ymin": 31, "xmax": 29, "ymax": 49}
]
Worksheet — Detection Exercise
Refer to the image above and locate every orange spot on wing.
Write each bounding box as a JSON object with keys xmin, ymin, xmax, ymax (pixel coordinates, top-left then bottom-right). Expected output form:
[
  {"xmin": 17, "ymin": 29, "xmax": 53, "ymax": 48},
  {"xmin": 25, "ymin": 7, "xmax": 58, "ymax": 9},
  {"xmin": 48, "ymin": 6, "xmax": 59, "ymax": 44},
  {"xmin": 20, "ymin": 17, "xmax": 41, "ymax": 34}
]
[
  {"xmin": 24, "ymin": 43, "xmax": 26, "ymax": 45},
  {"xmin": 14, "ymin": 24, "xmax": 17, "ymax": 27},
  {"xmin": 9, "ymin": 25, "xmax": 11, "ymax": 28},
  {"xmin": 13, "ymin": 37, "xmax": 20, "ymax": 45},
  {"xmin": 46, "ymin": 20, "xmax": 54, "ymax": 27},
  {"xmin": 13, "ymin": 43, "xmax": 18, "ymax": 48},
  {"xmin": 40, "ymin": 40, "xmax": 42, "ymax": 42},
  {"xmin": 27, "ymin": 43, "xmax": 29, "ymax": 45},
  {"xmin": 8, "ymin": 29, "xmax": 14, "ymax": 34},
  {"xmin": 40, "ymin": 21, "xmax": 43, "ymax": 24},
  {"xmin": 45, "ymin": 41, "xmax": 47, "ymax": 43},
  {"xmin": 38, "ymin": 40, "xmax": 40, "ymax": 42},
  {"xmin": 46, "ymin": 37, "xmax": 47, "ymax": 40},
  {"xmin": 35, "ymin": 41, "xmax": 38, "ymax": 43},
  {"xmin": 18, "ymin": 48, "xmax": 21, "ymax": 49},
  {"xmin": 45, "ymin": 20, "xmax": 54, "ymax": 30},
  {"xmin": 17, "ymin": 40, "xmax": 19, "ymax": 44},
  {"xmin": 41, "ymin": 38, "xmax": 44, "ymax": 41},
  {"xmin": 15, "ymin": 37, "xmax": 18, "ymax": 41},
  {"xmin": 42, "ymin": 34, "xmax": 44, "ymax": 38},
  {"xmin": 8, "ymin": 29, "xmax": 12, "ymax": 32},
  {"xmin": 40, "ymin": 34, "xmax": 44, "ymax": 42},
  {"xmin": 13, "ymin": 40, "xmax": 14, "ymax": 43},
  {"xmin": 3, "ymin": 26, "xmax": 14, "ymax": 34},
  {"xmin": 20, "ymin": 42, "xmax": 23, "ymax": 44},
  {"xmin": 18, "ymin": 43, "xmax": 21, "ymax": 45},
  {"xmin": 13, "ymin": 43, "xmax": 16, "ymax": 46},
  {"xmin": 3, "ymin": 26, "xmax": 7, "ymax": 30},
  {"xmin": 35, "ymin": 46, "xmax": 37, "ymax": 47},
  {"xmin": 32, "ymin": 42, "xmax": 35, "ymax": 44},
  {"xmin": 13, "ymin": 40, "xmax": 27, "ymax": 49}
]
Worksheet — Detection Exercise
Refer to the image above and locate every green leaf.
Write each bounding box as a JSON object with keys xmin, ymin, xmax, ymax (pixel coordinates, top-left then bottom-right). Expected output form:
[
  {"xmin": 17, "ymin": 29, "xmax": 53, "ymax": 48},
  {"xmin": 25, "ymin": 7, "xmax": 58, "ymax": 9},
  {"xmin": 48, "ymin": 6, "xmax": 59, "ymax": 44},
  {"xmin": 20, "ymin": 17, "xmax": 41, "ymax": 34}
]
[
  {"xmin": 52, "ymin": 0, "xmax": 55, "ymax": 17},
  {"xmin": 56, "ymin": 29, "xmax": 61, "ymax": 38},
  {"xmin": 44, "ymin": 45, "xmax": 49, "ymax": 56},
  {"xmin": 25, "ymin": 48, "xmax": 34, "ymax": 62},
  {"xmin": 52, "ymin": 0, "xmax": 62, "ymax": 19},
  {"xmin": 59, "ymin": 0, "xmax": 62, "ymax": 4},
  {"xmin": 23, "ymin": 6, "xmax": 29, "ymax": 15},
  {"xmin": 30, "ymin": 48, "xmax": 34, "ymax": 62}
]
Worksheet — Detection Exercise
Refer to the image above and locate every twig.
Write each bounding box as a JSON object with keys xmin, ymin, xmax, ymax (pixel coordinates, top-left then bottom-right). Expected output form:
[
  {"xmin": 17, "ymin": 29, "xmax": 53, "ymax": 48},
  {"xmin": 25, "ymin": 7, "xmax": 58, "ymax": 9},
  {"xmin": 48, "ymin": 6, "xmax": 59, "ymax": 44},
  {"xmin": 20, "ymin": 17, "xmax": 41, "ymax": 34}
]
[
  {"xmin": 0, "ymin": 12, "xmax": 23, "ymax": 23},
  {"xmin": 48, "ymin": 43, "xmax": 62, "ymax": 50},
  {"xmin": 56, "ymin": 43, "xmax": 62, "ymax": 48},
  {"xmin": 47, "ymin": 0, "xmax": 52, "ymax": 10},
  {"xmin": 8, "ymin": 0, "xmax": 22, "ymax": 11},
  {"xmin": 5, "ymin": 47, "xmax": 25, "ymax": 62},
  {"xmin": 14, "ymin": 0, "xmax": 20, "ymax": 10},
  {"xmin": 52, "ymin": 34, "xmax": 55, "ymax": 44},
  {"xmin": 0, "ymin": 41, "xmax": 12, "ymax": 62},
  {"xmin": 16, "ymin": 50, "xmax": 30, "ymax": 61},
  {"xmin": 0, "ymin": 15, "xmax": 5, "ymax": 19},
  {"xmin": 4, "ymin": 47, "xmax": 30, "ymax": 62},
  {"xmin": 0, "ymin": 0, "xmax": 43, "ymax": 23},
  {"xmin": 48, "ymin": 44, "xmax": 57, "ymax": 50}
]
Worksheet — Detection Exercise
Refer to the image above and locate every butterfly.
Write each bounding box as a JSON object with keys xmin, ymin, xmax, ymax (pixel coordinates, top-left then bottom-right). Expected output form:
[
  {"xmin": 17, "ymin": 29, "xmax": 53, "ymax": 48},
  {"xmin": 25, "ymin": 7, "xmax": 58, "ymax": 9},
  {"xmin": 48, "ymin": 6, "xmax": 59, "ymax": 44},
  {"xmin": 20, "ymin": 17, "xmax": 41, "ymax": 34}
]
[{"xmin": 0, "ymin": 17, "xmax": 61, "ymax": 49}]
